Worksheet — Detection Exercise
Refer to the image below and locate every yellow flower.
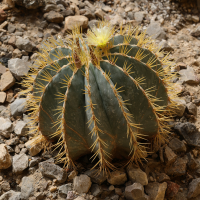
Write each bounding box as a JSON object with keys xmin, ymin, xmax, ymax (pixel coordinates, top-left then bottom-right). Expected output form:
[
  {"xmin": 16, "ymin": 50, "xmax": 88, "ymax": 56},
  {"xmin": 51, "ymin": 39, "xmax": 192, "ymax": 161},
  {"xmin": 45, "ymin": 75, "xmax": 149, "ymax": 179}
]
[{"xmin": 87, "ymin": 22, "xmax": 115, "ymax": 48}]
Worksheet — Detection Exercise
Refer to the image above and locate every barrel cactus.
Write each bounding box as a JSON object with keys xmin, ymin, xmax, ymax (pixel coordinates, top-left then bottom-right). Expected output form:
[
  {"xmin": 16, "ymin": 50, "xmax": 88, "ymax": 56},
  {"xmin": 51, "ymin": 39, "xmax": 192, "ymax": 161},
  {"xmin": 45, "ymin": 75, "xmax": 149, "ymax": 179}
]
[{"xmin": 22, "ymin": 22, "xmax": 178, "ymax": 173}]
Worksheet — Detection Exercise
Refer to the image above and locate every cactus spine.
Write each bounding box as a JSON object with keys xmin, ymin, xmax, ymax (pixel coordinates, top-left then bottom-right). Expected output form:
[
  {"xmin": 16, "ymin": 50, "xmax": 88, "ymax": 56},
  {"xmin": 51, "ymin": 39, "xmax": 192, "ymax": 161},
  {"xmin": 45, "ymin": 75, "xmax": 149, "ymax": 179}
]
[{"xmin": 22, "ymin": 22, "xmax": 178, "ymax": 173}]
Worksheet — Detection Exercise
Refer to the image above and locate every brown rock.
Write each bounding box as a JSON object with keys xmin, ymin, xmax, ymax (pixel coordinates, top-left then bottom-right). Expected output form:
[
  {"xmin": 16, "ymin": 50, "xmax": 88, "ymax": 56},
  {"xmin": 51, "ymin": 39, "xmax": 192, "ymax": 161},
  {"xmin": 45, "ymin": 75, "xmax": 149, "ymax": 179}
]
[
  {"xmin": 64, "ymin": 16, "xmax": 88, "ymax": 31},
  {"xmin": 0, "ymin": 71, "xmax": 15, "ymax": 91},
  {"xmin": 125, "ymin": 183, "xmax": 145, "ymax": 200},
  {"xmin": 188, "ymin": 178, "xmax": 200, "ymax": 198},
  {"xmin": 145, "ymin": 182, "xmax": 167, "ymax": 200},
  {"xmin": 164, "ymin": 146, "xmax": 177, "ymax": 165},
  {"xmin": 166, "ymin": 181, "xmax": 180, "ymax": 198},
  {"xmin": 166, "ymin": 157, "xmax": 187, "ymax": 176},
  {"xmin": 0, "ymin": 9, "xmax": 7, "ymax": 23},
  {"xmin": 0, "ymin": 91, "xmax": 6, "ymax": 103},
  {"xmin": 6, "ymin": 89, "xmax": 13, "ymax": 102},
  {"xmin": 0, "ymin": 144, "xmax": 12, "ymax": 169},
  {"xmin": 95, "ymin": 9, "xmax": 106, "ymax": 19},
  {"xmin": 8, "ymin": 35, "xmax": 16, "ymax": 46},
  {"xmin": 45, "ymin": 11, "xmax": 64, "ymax": 23},
  {"xmin": 107, "ymin": 170, "xmax": 127, "ymax": 185}
]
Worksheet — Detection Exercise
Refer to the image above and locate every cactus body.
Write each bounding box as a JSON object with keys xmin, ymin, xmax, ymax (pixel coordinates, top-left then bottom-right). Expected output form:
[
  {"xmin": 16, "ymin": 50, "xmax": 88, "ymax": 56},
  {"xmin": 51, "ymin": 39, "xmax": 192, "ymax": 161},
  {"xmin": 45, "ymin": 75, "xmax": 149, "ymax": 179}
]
[{"xmin": 23, "ymin": 22, "xmax": 178, "ymax": 172}]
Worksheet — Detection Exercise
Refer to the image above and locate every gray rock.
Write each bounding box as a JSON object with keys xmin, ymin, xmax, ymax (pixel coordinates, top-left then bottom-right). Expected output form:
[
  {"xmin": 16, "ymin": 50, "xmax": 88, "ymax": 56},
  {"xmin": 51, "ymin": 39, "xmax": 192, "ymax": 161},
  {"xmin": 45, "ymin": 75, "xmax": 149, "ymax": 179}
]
[
  {"xmin": 12, "ymin": 0, "xmax": 44, "ymax": 9},
  {"xmin": 191, "ymin": 25, "xmax": 200, "ymax": 37},
  {"xmin": 168, "ymin": 138, "xmax": 186, "ymax": 152},
  {"xmin": 107, "ymin": 14, "xmax": 123, "ymax": 26},
  {"xmin": 134, "ymin": 12, "xmax": 144, "ymax": 23},
  {"xmin": 84, "ymin": 169, "xmax": 107, "ymax": 185},
  {"xmin": 188, "ymin": 178, "xmax": 200, "ymax": 198},
  {"xmin": 145, "ymin": 182, "xmax": 167, "ymax": 200},
  {"xmin": 179, "ymin": 67, "xmax": 199, "ymax": 84},
  {"xmin": 125, "ymin": 183, "xmax": 144, "ymax": 200},
  {"xmin": 45, "ymin": 11, "xmax": 64, "ymax": 23},
  {"xmin": 7, "ymin": 23, "xmax": 16, "ymax": 33},
  {"xmin": 16, "ymin": 37, "xmax": 35, "ymax": 53},
  {"xmin": 8, "ymin": 58, "xmax": 31, "ymax": 81},
  {"xmin": 127, "ymin": 165, "xmax": 148, "ymax": 186},
  {"xmin": 20, "ymin": 176, "xmax": 35, "ymax": 199},
  {"xmin": 43, "ymin": 4, "xmax": 58, "ymax": 12},
  {"xmin": 39, "ymin": 159, "xmax": 67, "ymax": 183},
  {"xmin": 186, "ymin": 102, "xmax": 197, "ymax": 115},
  {"xmin": 12, "ymin": 153, "xmax": 29, "ymax": 174},
  {"xmin": 73, "ymin": 175, "xmax": 92, "ymax": 194},
  {"xmin": 58, "ymin": 183, "xmax": 72, "ymax": 197},
  {"xmin": 159, "ymin": 40, "xmax": 174, "ymax": 52},
  {"xmin": 14, "ymin": 120, "xmax": 28, "ymax": 136},
  {"xmin": 0, "ymin": 117, "xmax": 13, "ymax": 135},
  {"xmin": 146, "ymin": 21, "xmax": 166, "ymax": 40},
  {"xmin": 107, "ymin": 170, "xmax": 127, "ymax": 186},
  {"xmin": 29, "ymin": 157, "xmax": 42, "ymax": 167},
  {"xmin": 174, "ymin": 122, "xmax": 200, "ymax": 147},
  {"xmin": 0, "ymin": 190, "xmax": 21, "ymax": 200},
  {"xmin": 90, "ymin": 184, "xmax": 102, "ymax": 197},
  {"xmin": 0, "ymin": 144, "xmax": 12, "ymax": 169},
  {"xmin": 10, "ymin": 98, "xmax": 27, "ymax": 117}
]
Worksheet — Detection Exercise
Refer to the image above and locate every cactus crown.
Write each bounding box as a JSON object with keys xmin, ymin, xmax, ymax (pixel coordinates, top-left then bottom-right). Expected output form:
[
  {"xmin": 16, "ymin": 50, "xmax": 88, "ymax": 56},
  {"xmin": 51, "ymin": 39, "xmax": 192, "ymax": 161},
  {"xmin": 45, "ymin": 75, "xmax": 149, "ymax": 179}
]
[{"xmin": 21, "ymin": 21, "xmax": 179, "ymax": 174}]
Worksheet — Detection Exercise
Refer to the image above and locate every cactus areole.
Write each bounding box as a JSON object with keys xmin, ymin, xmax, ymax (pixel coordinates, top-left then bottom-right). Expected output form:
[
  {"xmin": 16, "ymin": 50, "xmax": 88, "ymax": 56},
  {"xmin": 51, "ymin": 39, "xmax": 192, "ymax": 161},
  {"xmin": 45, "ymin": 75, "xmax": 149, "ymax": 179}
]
[{"xmin": 23, "ymin": 22, "xmax": 178, "ymax": 173}]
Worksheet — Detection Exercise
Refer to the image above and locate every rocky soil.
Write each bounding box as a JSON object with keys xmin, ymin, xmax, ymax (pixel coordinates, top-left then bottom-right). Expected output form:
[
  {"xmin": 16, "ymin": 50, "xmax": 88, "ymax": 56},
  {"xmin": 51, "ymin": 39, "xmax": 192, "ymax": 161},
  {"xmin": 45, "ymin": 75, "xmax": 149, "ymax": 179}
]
[{"xmin": 1, "ymin": 0, "xmax": 200, "ymax": 199}]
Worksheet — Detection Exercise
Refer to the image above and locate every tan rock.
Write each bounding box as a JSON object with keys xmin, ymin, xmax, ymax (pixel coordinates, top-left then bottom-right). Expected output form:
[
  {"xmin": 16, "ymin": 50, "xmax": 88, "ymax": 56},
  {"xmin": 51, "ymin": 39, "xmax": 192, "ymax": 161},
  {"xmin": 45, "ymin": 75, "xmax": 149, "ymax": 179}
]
[
  {"xmin": 64, "ymin": 16, "xmax": 88, "ymax": 31},
  {"xmin": 0, "ymin": 63, "xmax": 6, "ymax": 75},
  {"xmin": 0, "ymin": 21, "xmax": 8, "ymax": 29},
  {"xmin": 0, "ymin": 71, "xmax": 15, "ymax": 91},
  {"xmin": 127, "ymin": 165, "xmax": 148, "ymax": 186},
  {"xmin": 107, "ymin": 170, "xmax": 127, "ymax": 185},
  {"xmin": 0, "ymin": 144, "xmax": 12, "ymax": 169},
  {"xmin": 6, "ymin": 89, "xmax": 13, "ymax": 102},
  {"xmin": 0, "ymin": 91, "xmax": 6, "ymax": 103},
  {"xmin": 95, "ymin": 9, "xmax": 106, "ymax": 19},
  {"xmin": 25, "ymin": 135, "xmax": 44, "ymax": 156},
  {"xmin": 145, "ymin": 182, "xmax": 167, "ymax": 200}
]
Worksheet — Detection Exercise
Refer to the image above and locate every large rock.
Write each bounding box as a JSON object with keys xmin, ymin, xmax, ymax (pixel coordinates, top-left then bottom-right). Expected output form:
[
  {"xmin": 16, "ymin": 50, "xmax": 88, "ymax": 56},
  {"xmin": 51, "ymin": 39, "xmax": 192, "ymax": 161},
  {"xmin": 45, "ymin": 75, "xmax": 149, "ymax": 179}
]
[
  {"xmin": 73, "ymin": 175, "xmax": 92, "ymax": 194},
  {"xmin": 168, "ymin": 138, "xmax": 186, "ymax": 152},
  {"xmin": 107, "ymin": 170, "xmax": 127, "ymax": 185},
  {"xmin": 16, "ymin": 37, "xmax": 35, "ymax": 53},
  {"xmin": 145, "ymin": 182, "xmax": 167, "ymax": 200},
  {"xmin": 0, "ymin": 144, "xmax": 12, "ymax": 169},
  {"xmin": 8, "ymin": 58, "xmax": 31, "ymax": 81},
  {"xmin": 166, "ymin": 157, "xmax": 187, "ymax": 176},
  {"xmin": 0, "ymin": 190, "xmax": 21, "ymax": 200},
  {"xmin": 12, "ymin": 153, "xmax": 29, "ymax": 174},
  {"xmin": 64, "ymin": 15, "xmax": 88, "ymax": 31},
  {"xmin": 25, "ymin": 136, "xmax": 43, "ymax": 156},
  {"xmin": 10, "ymin": 98, "xmax": 27, "ymax": 117},
  {"xmin": 188, "ymin": 178, "xmax": 200, "ymax": 198},
  {"xmin": 125, "ymin": 183, "xmax": 145, "ymax": 200},
  {"xmin": 174, "ymin": 122, "xmax": 200, "ymax": 147},
  {"xmin": 127, "ymin": 166, "xmax": 148, "ymax": 186},
  {"xmin": 179, "ymin": 67, "xmax": 199, "ymax": 84},
  {"xmin": 191, "ymin": 25, "xmax": 200, "ymax": 37},
  {"xmin": 0, "ymin": 117, "xmax": 13, "ymax": 135},
  {"xmin": 39, "ymin": 159, "xmax": 67, "ymax": 183},
  {"xmin": 164, "ymin": 146, "xmax": 177, "ymax": 165},
  {"xmin": 134, "ymin": 12, "xmax": 144, "ymax": 23},
  {"xmin": 146, "ymin": 21, "xmax": 166, "ymax": 40},
  {"xmin": 14, "ymin": 120, "xmax": 28, "ymax": 136},
  {"xmin": 12, "ymin": 0, "xmax": 44, "ymax": 9},
  {"xmin": 20, "ymin": 176, "xmax": 35, "ymax": 200},
  {"xmin": 0, "ymin": 71, "xmax": 15, "ymax": 91},
  {"xmin": 45, "ymin": 11, "xmax": 64, "ymax": 23}
]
